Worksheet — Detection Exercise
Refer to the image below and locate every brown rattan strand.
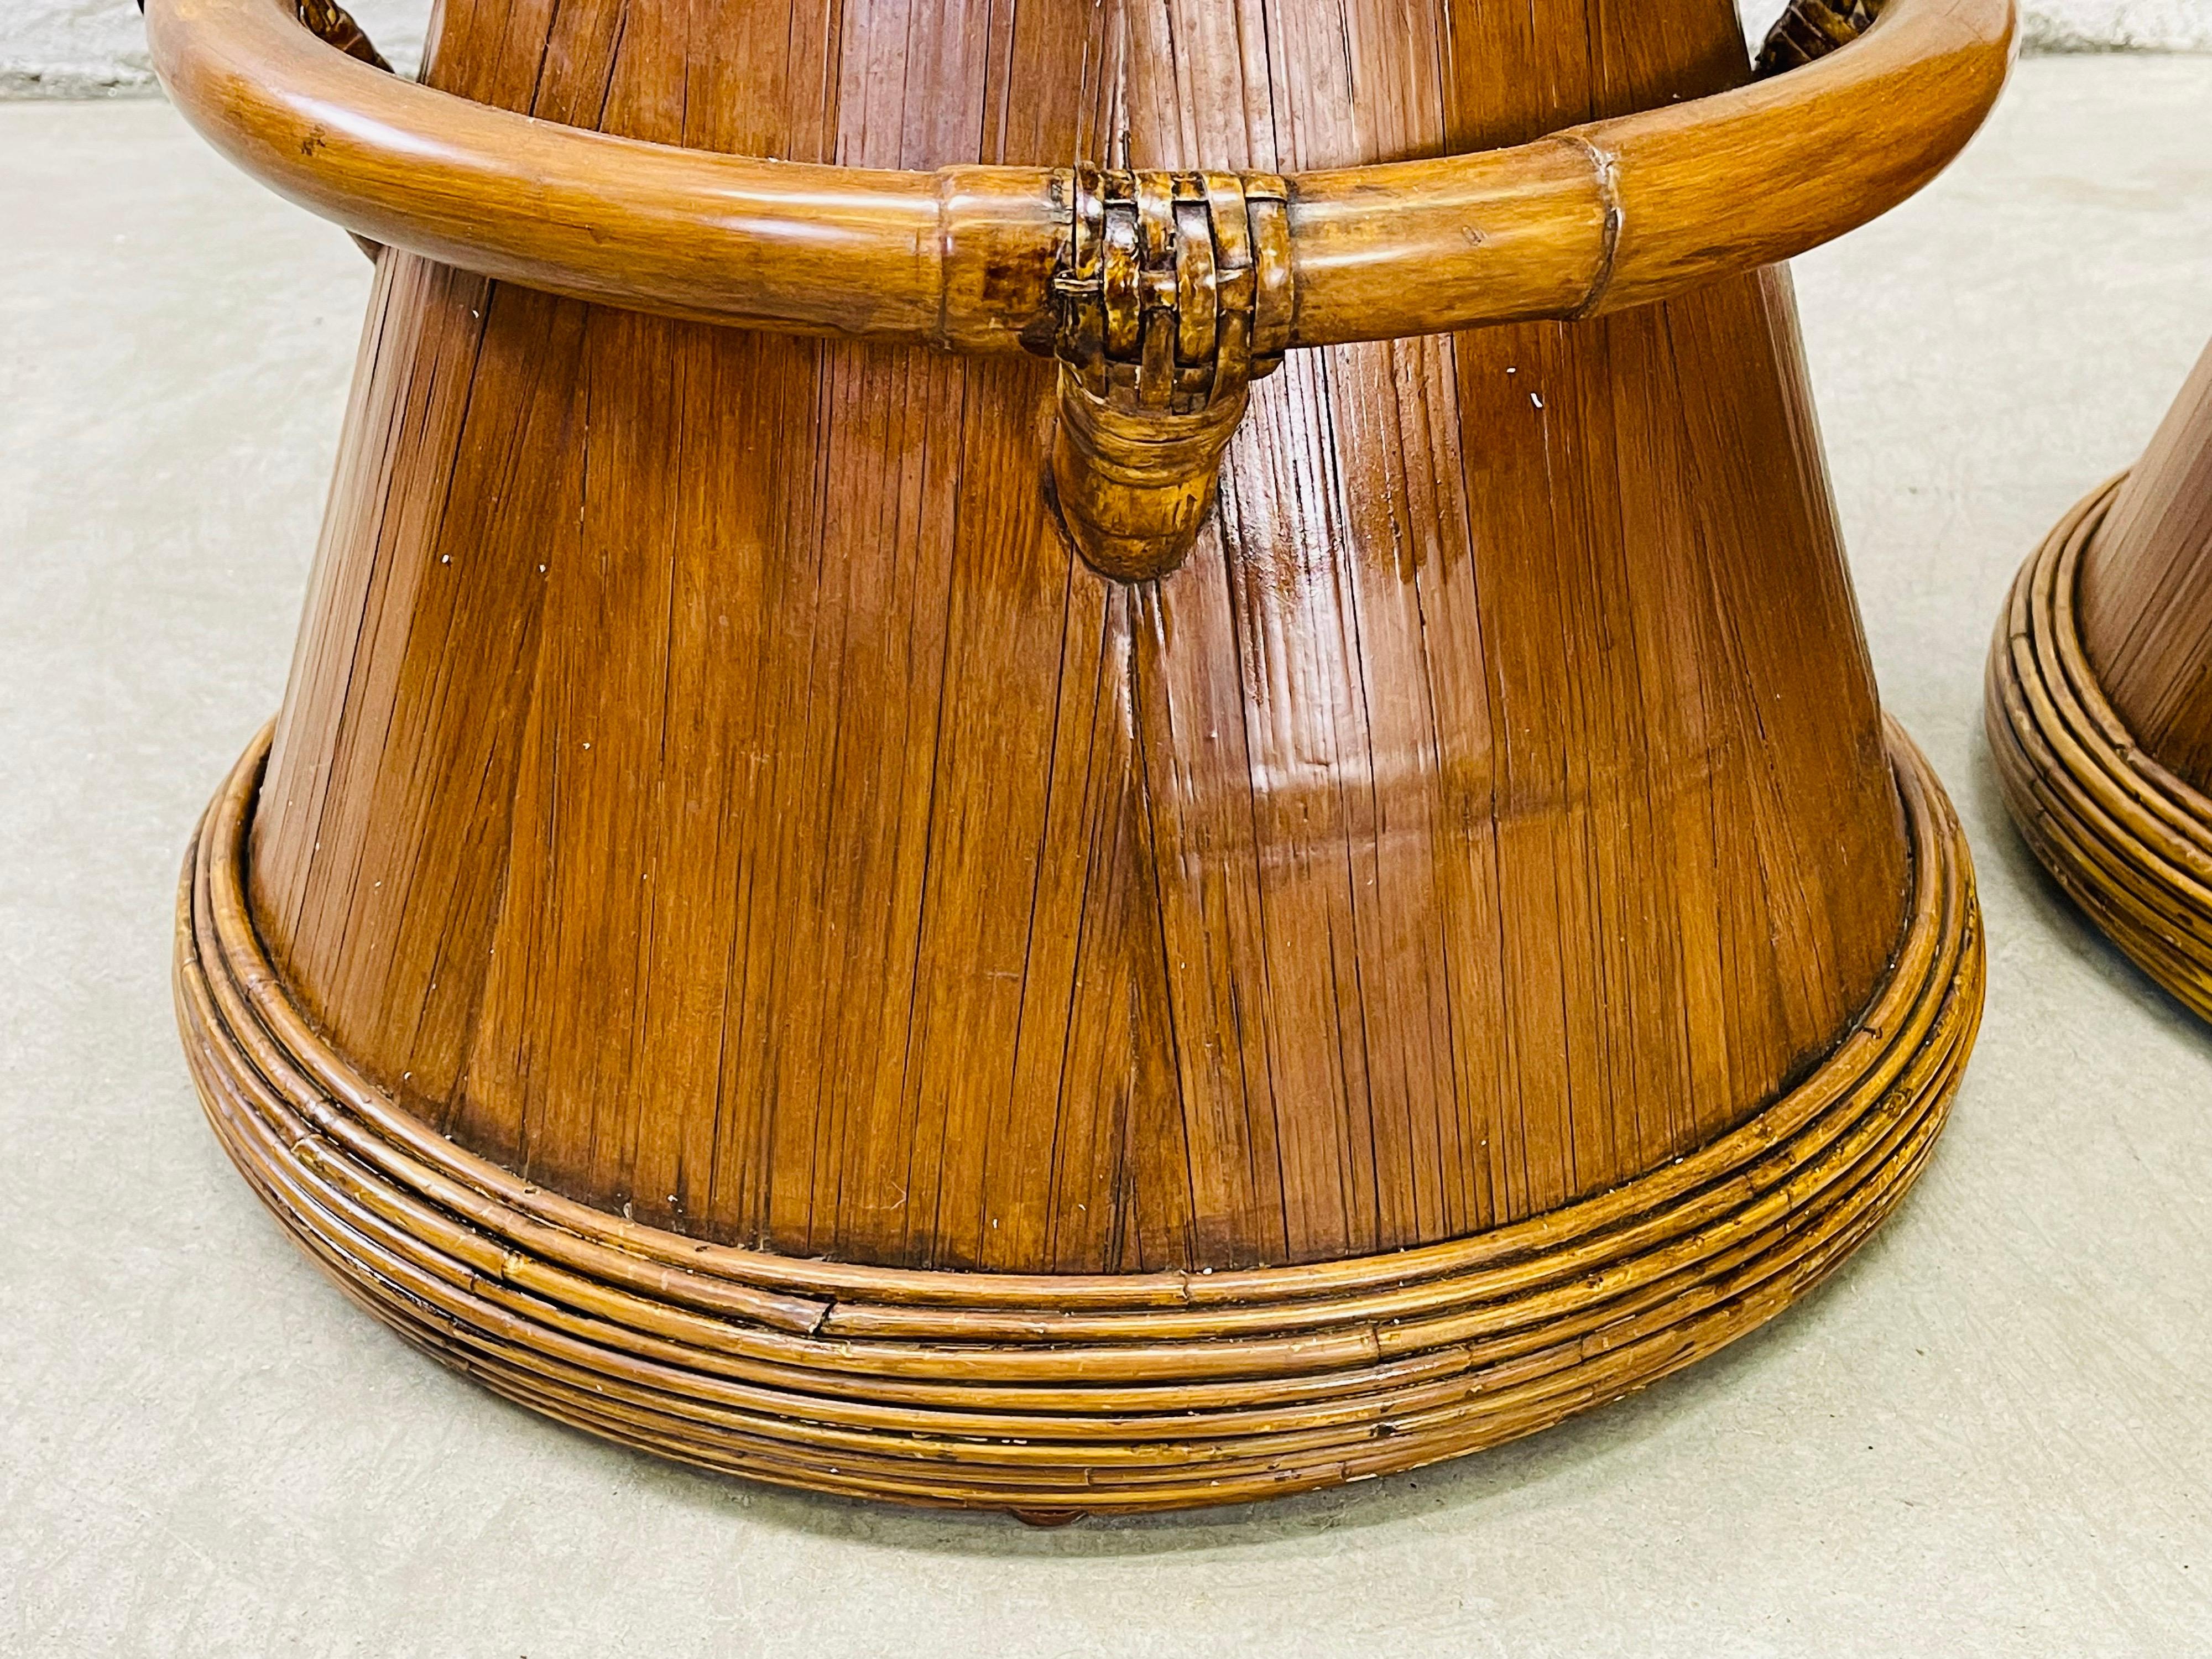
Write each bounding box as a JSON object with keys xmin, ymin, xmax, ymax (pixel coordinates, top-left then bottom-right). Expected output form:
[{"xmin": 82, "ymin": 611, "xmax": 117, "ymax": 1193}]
[
  {"xmin": 1987, "ymin": 474, "xmax": 2212, "ymax": 1021},
  {"xmin": 181, "ymin": 845, "xmax": 1964, "ymax": 1433},
  {"xmin": 192, "ymin": 821, "xmax": 1963, "ymax": 1364},
  {"xmin": 177, "ymin": 734, "xmax": 1973, "ymax": 1398},
  {"xmin": 206, "ymin": 1084, "xmax": 1943, "ymax": 1509},
  {"xmin": 196, "ymin": 720, "xmax": 1960, "ymax": 1321},
  {"xmin": 182, "ymin": 857, "xmax": 1968, "ymax": 1439},
  {"xmin": 287, "ymin": 1135, "xmax": 1931, "ymax": 1504},
  {"xmin": 192, "ymin": 1009, "xmax": 1951, "ymax": 1483},
  {"xmin": 185, "ymin": 723, "xmax": 1965, "ymax": 1368},
  {"xmin": 177, "ymin": 722, "xmax": 1979, "ymax": 1511},
  {"xmin": 2013, "ymin": 487, "xmax": 2212, "ymax": 868},
  {"xmin": 181, "ymin": 876, "xmax": 1964, "ymax": 1460},
  {"xmin": 191, "ymin": 958, "xmax": 1950, "ymax": 1501}
]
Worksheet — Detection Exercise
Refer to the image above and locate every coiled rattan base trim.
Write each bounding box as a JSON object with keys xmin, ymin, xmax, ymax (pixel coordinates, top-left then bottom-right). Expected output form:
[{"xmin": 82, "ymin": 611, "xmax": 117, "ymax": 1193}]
[
  {"xmin": 176, "ymin": 719, "xmax": 1981, "ymax": 1515},
  {"xmin": 1988, "ymin": 474, "xmax": 2212, "ymax": 1022}
]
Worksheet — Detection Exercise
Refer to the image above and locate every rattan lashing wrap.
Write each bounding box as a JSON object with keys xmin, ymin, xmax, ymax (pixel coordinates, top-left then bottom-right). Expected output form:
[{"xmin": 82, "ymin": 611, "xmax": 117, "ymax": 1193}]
[
  {"xmin": 1987, "ymin": 476, "xmax": 2212, "ymax": 1021},
  {"xmin": 175, "ymin": 722, "xmax": 1979, "ymax": 1513}
]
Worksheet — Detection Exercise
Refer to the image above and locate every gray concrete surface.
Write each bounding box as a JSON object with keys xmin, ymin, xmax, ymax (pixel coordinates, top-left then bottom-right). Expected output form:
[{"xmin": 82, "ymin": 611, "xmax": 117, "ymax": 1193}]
[
  {"xmin": 7, "ymin": 0, "xmax": 2209, "ymax": 98},
  {"xmin": 1, "ymin": 0, "xmax": 430, "ymax": 96},
  {"xmin": 3, "ymin": 58, "xmax": 2211, "ymax": 1658},
  {"xmin": 2017, "ymin": 0, "xmax": 2212, "ymax": 49}
]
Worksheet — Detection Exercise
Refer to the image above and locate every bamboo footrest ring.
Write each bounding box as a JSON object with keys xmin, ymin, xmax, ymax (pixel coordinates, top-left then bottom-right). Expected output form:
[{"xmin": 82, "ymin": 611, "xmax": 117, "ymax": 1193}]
[
  {"xmin": 176, "ymin": 719, "xmax": 1981, "ymax": 1515},
  {"xmin": 1986, "ymin": 473, "xmax": 2212, "ymax": 1019}
]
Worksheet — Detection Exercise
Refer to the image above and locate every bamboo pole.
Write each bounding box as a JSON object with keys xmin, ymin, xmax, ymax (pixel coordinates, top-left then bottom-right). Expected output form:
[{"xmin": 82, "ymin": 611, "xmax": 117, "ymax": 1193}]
[{"xmin": 145, "ymin": 0, "xmax": 2013, "ymax": 353}]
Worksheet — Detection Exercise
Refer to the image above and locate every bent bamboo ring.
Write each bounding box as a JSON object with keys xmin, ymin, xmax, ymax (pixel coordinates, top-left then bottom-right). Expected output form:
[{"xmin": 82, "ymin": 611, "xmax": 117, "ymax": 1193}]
[{"xmin": 146, "ymin": 0, "xmax": 2015, "ymax": 353}]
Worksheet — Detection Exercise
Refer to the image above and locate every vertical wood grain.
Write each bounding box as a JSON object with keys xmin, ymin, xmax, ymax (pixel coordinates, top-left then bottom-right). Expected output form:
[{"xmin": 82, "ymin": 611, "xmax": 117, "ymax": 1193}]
[
  {"xmin": 2078, "ymin": 336, "xmax": 2212, "ymax": 789},
  {"xmin": 248, "ymin": 0, "xmax": 1911, "ymax": 1271}
]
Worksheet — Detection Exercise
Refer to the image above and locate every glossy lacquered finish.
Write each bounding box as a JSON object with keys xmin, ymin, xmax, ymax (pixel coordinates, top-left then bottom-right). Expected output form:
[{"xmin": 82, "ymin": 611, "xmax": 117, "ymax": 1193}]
[
  {"xmin": 1989, "ymin": 338, "xmax": 2212, "ymax": 1018},
  {"xmin": 168, "ymin": 0, "xmax": 1991, "ymax": 1511},
  {"xmin": 148, "ymin": 0, "xmax": 2013, "ymax": 581},
  {"xmin": 145, "ymin": 0, "xmax": 2013, "ymax": 349}
]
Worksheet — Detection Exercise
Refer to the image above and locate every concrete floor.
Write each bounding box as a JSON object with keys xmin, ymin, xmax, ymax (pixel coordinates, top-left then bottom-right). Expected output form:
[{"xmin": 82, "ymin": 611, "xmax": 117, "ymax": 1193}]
[{"xmin": 4, "ymin": 58, "xmax": 2211, "ymax": 1657}]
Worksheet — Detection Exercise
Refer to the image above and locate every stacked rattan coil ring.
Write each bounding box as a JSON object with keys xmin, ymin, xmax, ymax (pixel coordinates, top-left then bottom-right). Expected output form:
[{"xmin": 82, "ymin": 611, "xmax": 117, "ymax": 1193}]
[
  {"xmin": 1986, "ymin": 476, "xmax": 2212, "ymax": 1020},
  {"xmin": 179, "ymin": 722, "xmax": 1981, "ymax": 1516}
]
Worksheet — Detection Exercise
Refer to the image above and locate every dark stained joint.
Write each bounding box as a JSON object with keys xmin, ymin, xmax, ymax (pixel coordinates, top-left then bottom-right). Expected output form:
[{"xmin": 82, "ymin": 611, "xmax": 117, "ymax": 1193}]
[
  {"xmin": 286, "ymin": 0, "xmax": 391, "ymax": 259},
  {"xmin": 1048, "ymin": 165, "xmax": 1293, "ymax": 415},
  {"xmin": 294, "ymin": 0, "xmax": 392, "ymax": 72},
  {"xmin": 1755, "ymin": 0, "xmax": 1888, "ymax": 75},
  {"xmin": 1045, "ymin": 168, "xmax": 1295, "ymax": 583}
]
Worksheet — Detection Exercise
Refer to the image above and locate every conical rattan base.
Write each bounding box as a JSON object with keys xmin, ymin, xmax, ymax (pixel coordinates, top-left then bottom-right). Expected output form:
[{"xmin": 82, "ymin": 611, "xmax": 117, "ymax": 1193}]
[{"xmin": 1987, "ymin": 474, "xmax": 2212, "ymax": 1019}]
